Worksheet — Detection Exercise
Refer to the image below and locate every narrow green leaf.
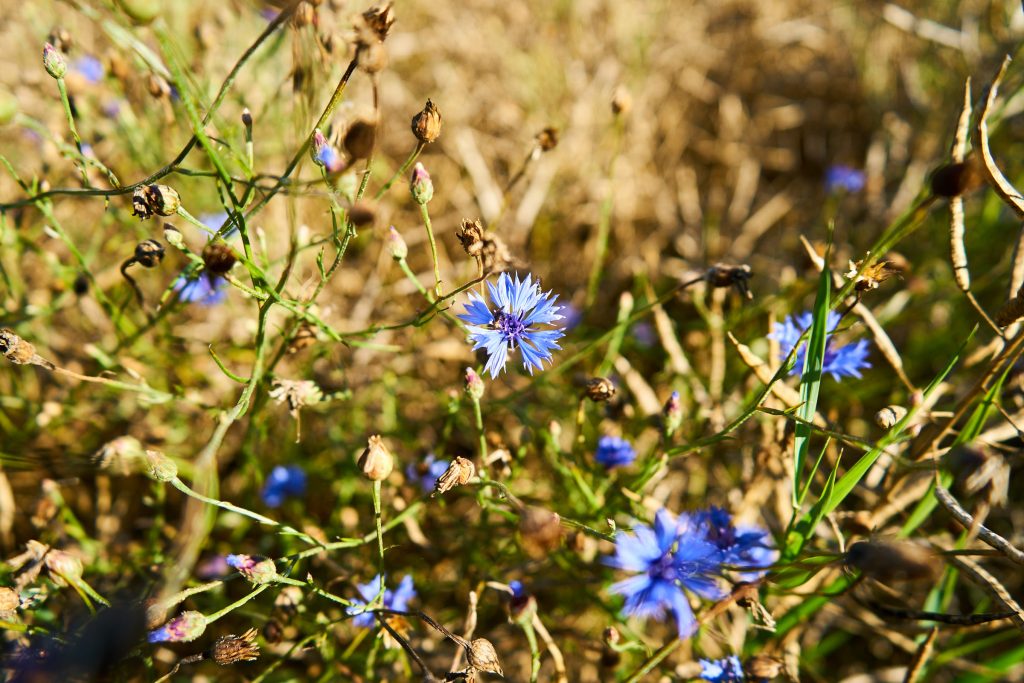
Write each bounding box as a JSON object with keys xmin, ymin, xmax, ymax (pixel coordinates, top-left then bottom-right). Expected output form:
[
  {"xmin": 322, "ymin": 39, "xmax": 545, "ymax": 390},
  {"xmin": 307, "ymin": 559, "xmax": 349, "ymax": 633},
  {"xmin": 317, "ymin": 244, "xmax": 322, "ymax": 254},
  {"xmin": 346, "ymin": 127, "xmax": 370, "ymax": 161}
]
[{"xmin": 792, "ymin": 264, "xmax": 831, "ymax": 506}]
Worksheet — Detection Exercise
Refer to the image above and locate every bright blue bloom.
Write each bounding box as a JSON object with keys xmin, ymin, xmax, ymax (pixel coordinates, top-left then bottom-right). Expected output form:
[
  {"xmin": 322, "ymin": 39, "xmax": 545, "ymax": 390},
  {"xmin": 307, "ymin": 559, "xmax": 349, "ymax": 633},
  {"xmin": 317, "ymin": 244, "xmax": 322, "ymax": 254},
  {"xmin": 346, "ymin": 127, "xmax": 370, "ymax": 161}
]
[
  {"xmin": 509, "ymin": 580, "xmax": 527, "ymax": 599},
  {"xmin": 595, "ymin": 435, "xmax": 637, "ymax": 469},
  {"xmin": 769, "ymin": 310, "xmax": 870, "ymax": 381},
  {"xmin": 824, "ymin": 165, "xmax": 865, "ymax": 193},
  {"xmin": 405, "ymin": 453, "xmax": 449, "ymax": 493},
  {"xmin": 605, "ymin": 509, "xmax": 725, "ymax": 639},
  {"xmin": 347, "ymin": 574, "xmax": 416, "ymax": 628},
  {"xmin": 700, "ymin": 655, "xmax": 744, "ymax": 682},
  {"xmin": 458, "ymin": 272, "xmax": 565, "ymax": 379},
  {"xmin": 688, "ymin": 507, "xmax": 776, "ymax": 580},
  {"xmin": 73, "ymin": 55, "xmax": 104, "ymax": 83},
  {"xmin": 261, "ymin": 465, "xmax": 307, "ymax": 507},
  {"xmin": 172, "ymin": 272, "xmax": 228, "ymax": 306}
]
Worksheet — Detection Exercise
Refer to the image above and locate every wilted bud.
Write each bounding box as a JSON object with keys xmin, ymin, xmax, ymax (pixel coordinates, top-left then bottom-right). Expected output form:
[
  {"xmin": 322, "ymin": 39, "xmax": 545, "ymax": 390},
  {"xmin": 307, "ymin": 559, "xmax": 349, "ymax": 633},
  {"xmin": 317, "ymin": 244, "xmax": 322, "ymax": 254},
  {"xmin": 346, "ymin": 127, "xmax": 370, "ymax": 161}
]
[
  {"xmin": 585, "ymin": 377, "xmax": 616, "ymax": 402},
  {"xmin": 148, "ymin": 610, "xmax": 207, "ymax": 643},
  {"xmin": 134, "ymin": 239, "xmax": 165, "ymax": 268},
  {"xmin": 1, "ymin": 328, "xmax": 40, "ymax": 366},
  {"xmin": 0, "ymin": 587, "xmax": 19, "ymax": 612},
  {"xmin": 344, "ymin": 119, "xmax": 377, "ymax": 160},
  {"xmin": 44, "ymin": 549, "xmax": 83, "ymax": 585},
  {"xmin": 348, "ymin": 201, "xmax": 377, "ymax": 227},
  {"xmin": 465, "ymin": 367, "xmax": 485, "ymax": 400},
  {"xmin": 844, "ymin": 539, "xmax": 940, "ymax": 584},
  {"xmin": 132, "ymin": 184, "xmax": 180, "ymax": 219},
  {"xmin": 163, "ymin": 224, "xmax": 186, "ymax": 250},
  {"xmin": 410, "ymin": 162, "xmax": 433, "ymax": 204},
  {"xmin": 467, "ymin": 638, "xmax": 503, "ymax": 677},
  {"xmin": 663, "ymin": 391, "xmax": 682, "ymax": 435},
  {"xmin": 611, "ymin": 85, "xmax": 632, "ymax": 117},
  {"xmin": 536, "ymin": 127, "xmax": 558, "ymax": 152},
  {"xmin": 363, "ymin": 3, "xmax": 395, "ymax": 41},
  {"xmin": 432, "ymin": 456, "xmax": 475, "ymax": 496},
  {"xmin": 874, "ymin": 405, "xmax": 907, "ymax": 430},
  {"xmin": 144, "ymin": 449, "xmax": 178, "ymax": 482},
  {"xmin": 241, "ymin": 108, "xmax": 253, "ymax": 128},
  {"xmin": 227, "ymin": 554, "xmax": 279, "ymax": 585},
  {"xmin": 358, "ymin": 435, "xmax": 394, "ymax": 481},
  {"xmin": 411, "ymin": 99, "xmax": 442, "ymax": 144},
  {"xmin": 457, "ymin": 219, "xmax": 485, "ymax": 257},
  {"xmin": 386, "ymin": 226, "xmax": 408, "ymax": 261},
  {"xmin": 43, "ymin": 43, "xmax": 67, "ymax": 79},
  {"xmin": 519, "ymin": 506, "xmax": 562, "ymax": 558},
  {"xmin": 747, "ymin": 655, "xmax": 784, "ymax": 680},
  {"xmin": 202, "ymin": 240, "xmax": 237, "ymax": 276},
  {"xmin": 210, "ymin": 628, "xmax": 260, "ymax": 665},
  {"xmin": 930, "ymin": 156, "xmax": 985, "ymax": 198},
  {"xmin": 293, "ymin": 1, "xmax": 316, "ymax": 27}
]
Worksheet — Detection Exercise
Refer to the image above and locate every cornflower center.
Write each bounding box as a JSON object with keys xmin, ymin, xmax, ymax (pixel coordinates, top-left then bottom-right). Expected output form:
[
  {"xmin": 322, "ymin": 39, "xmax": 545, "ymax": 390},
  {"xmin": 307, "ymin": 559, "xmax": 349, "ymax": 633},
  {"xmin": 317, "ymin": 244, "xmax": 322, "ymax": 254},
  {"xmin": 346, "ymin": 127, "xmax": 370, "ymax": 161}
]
[
  {"xmin": 649, "ymin": 551, "xmax": 677, "ymax": 581},
  {"xmin": 493, "ymin": 311, "xmax": 527, "ymax": 346}
]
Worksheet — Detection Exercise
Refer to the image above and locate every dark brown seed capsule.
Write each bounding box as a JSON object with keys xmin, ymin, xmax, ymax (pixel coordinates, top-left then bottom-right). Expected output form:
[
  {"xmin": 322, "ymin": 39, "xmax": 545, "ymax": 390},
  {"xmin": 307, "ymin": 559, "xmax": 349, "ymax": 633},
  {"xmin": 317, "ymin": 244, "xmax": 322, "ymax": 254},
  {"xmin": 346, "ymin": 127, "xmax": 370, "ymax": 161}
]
[
  {"xmin": 134, "ymin": 239, "xmax": 165, "ymax": 268},
  {"xmin": 930, "ymin": 156, "xmax": 985, "ymax": 198},
  {"xmin": 844, "ymin": 539, "xmax": 940, "ymax": 583},
  {"xmin": 344, "ymin": 119, "xmax": 376, "ymax": 159}
]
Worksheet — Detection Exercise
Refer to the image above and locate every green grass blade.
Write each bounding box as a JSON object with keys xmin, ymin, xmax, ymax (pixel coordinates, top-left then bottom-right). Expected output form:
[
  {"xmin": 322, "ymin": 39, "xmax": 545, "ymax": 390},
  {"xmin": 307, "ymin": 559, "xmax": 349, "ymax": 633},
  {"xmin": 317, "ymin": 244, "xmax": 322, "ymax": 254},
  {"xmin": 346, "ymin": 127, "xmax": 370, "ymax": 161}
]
[{"xmin": 792, "ymin": 265, "xmax": 831, "ymax": 507}]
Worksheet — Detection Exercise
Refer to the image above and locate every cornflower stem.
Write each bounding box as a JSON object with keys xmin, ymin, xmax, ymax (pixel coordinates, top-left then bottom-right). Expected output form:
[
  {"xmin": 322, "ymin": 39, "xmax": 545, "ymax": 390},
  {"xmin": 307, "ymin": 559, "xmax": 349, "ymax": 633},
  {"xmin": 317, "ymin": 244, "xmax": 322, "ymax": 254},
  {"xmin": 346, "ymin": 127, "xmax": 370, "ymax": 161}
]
[
  {"xmin": 168, "ymin": 476, "xmax": 323, "ymax": 548},
  {"xmin": 288, "ymin": 500, "xmax": 422, "ymax": 561},
  {"xmin": 375, "ymin": 141, "xmax": 424, "ymax": 199},
  {"xmin": 585, "ymin": 115, "xmax": 624, "ymax": 307},
  {"xmin": 204, "ymin": 584, "xmax": 270, "ymax": 624},
  {"xmin": 470, "ymin": 394, "xmax": 489, "ymax": 463},
  {"xmin": 158, "ymin": 581, "xmax": 223, "ymax": 612},
  {"xmin": 519, "ymin": 619, "xmax": 542, "ymax": 682},
  {"xmin": 372, "ymin": 480, "xmax": 385, "ymax": 580},
  {"xmin": 418, "ymin": 202, "xmax": 443, "ymax": 296},
  {"xmin": 54, "ymin": 78, "xmax": 90, "ymax": 186}
]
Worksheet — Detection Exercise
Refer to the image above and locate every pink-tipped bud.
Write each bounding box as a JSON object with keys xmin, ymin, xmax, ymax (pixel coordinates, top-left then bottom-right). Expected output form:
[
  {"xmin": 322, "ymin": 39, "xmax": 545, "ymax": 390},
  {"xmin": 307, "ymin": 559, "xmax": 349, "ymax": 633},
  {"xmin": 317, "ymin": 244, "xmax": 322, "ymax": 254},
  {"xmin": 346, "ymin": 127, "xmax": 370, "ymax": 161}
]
[
  {"xmin": 226, "ymin": 554, "xmax": 279, "ymax": 585},
  {"xmin": 147, "ymin": 610, "xmax": 207, "ymax": 643},
  {"xmin": 465, "ymin": 367, "xmax": 485, "ymax": 400},
  {"xmin": 387, "ymin": 226, "xmax": 408, "ymax": 261},
  {"xmin": 409, "ymin": 163, "xmax": 433, "ymax": 204},
  {"xmin": 43, "ymin": 43, "xmax": 67, "ymax": 79}
]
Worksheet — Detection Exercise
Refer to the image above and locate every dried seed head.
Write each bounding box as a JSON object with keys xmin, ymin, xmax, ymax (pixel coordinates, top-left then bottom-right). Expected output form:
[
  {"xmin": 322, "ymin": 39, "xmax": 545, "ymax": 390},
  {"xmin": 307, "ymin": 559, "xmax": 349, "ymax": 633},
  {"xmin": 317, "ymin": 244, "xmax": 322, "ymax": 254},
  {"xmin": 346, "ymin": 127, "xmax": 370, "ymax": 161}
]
[
  {"xmin": 467, "ymin": 638, "xmax": 503, "ymax": 677},
  {"xmin": 132, "ymin": 184, "xmax": 180, "ymax": 219},
  {"xmin": 269, "ymin": 379, "xmax": 322, "ymax": 417},
  {"xmin": 210, "ymin": 628, "xmax": 260, "ymax": 665},
  {"xmin": 844, "ymin": 539, "xmax": 941, "ymax": 583},
  {"xmin": 358, "ymin": 435, "xmax": 394, "ymax": 481},
  {"xmin": 348, "ymin": 201, "xmax": 377, "ymax": 227},
  {"xmin": 518, "ymin": 506, "xmax": 562, "ymax": 558},
  {"xmin": 747, "ymin": 655, "xmax": 784, "ymax": 679},
  {"xmin": 134, "ymin": 239, "xmax": 165, "ymax": 268},
  {"xmin": 465, "ymin": 367, "xmax": 485, "ymax": 400},
  {"xmin": 845, "ymin": 258, "xmax": 901, "ymax": 293},
  {"xmin": 44, "ymin": 549, "xmax": 83, "ymax": 585},
  {"xmin": 611, "ymin": 85, "xmax": 632, "ymax": 117},
  {"xmin": 874, "ymin": 405, "xmax": 907, "ymax": 429},
  {"xmin": 0, "ymin": 587, "xmax": 20, "ymax": 612},
  {"xmin": 479, "ymin": 233, "xmax": 519, "ymax": 275},
  {"xmin": 536, "ymin": 127, "xmax": 559, "ymax": 152},
  {"xmin": 410, "ymin": 162, "xmax": 434, "ymax": 204},
  {"xmin": 411, "ymin": 99, "xmax": 442, "ymax": 144},
  {"xmin": 344, "ymin": 119, "xmax": 377, "ymax": 159},
  {"xmin": 362, "ymin": 3, "xmax": 395, "ymax": 41},
  {"xmin": 387, "ymin": 226, "xmax": 408, "ymax": 261},
  {"xmin": 262, "ymin": 618, "xmax": 284, "ymax": 644},
  {"xmin": 930, "ymin": 156, "xmax": 985, "ymax": 198},
  {"xmin": 357, "ymin": 39, "xmax": 389, "ymax": 73},
  {"xmin": 996, "ymin": 288, "xmax": 1024, "ymax": 327},
  {"xmin": 144, "ymin": 449, "xmax": 178, "ymax": 482},
  {"xmin": 1, "ymin": 329, "xmax": 39, "ymax": 365},
  {"xmin": 202, "ymin": 240, "xmax": 237, "ymax": 276},
  {"xmin": 432, "ymin": 456, "xmax": 475, "ymax": 496},
  {"xmin": 457, "ymin": 219, "xmax": 486, "ymax": 257},
  {"xmin": 585, "ymin": 377, "xmax": 616, "ymax": 402},
  {"xmin": 42, "ymin": 43, "xmax": 67, "ymax": 80},
  {"xmin": 705, "ymin": 263, "xmax": 753, "ymax": 299}
]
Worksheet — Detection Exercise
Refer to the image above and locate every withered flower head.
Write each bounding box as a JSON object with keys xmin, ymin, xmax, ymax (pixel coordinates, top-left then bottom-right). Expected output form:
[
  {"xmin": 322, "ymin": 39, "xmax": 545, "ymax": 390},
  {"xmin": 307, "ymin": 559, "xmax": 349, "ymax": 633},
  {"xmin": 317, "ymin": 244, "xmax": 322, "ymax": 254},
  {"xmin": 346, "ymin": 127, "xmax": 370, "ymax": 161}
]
[
  {"xmin": 704, "ymin": 263, "xmax": 753, "ymax": 299},
  {"xmin": 844, "ymin": 539, "xmax": 940, "ymax": 584},
  {"xmin": 874, "ymin": 404, "xmax": 907, "ymax": 430},
  {"xmin": 478, "ymin": 232, "xmax": 519, "ymax": 275},
  {"xmin": 268, "ymin": 379, "xmax": 322, "ymax": 418},
  {"xmin": 585, "ymin": 377, "xmax": 616, "ymax": 402},
  {"xmin": 344, "ymin": 119, "xmax": 377, "ymax": 159},
  {"xmin": 1, "ymin": 328, "xmax": 40, "ymax": 366},
  {"xmin": 44, "ymin": 549, "xmax": 83, "ymax": 586},
  {"xmin": 132, "ymin": 184, "xmax": 180, "ymax": 219},
  {"xmin": 210, "ymin": 628, "xmax": 260, "ymax": 665},
  {"xmin": 134, "ymin": 239, "xmax": 165, "ymax": 268},
  {"xmin": 930, "ymin": 155, "xmax": 985, "ymax": 198},
  {"xmin": 362, "ymin": 3, "xmax": 395, "ymax": 41},
  {"xmin": 92, "ymin": 435, "xmax": 146, "ymax": 474},
  {"xmin": 467, "ymin": 638, "xmax": 503, "ymax": 677},
  {"xmin": 457, "ymin": 219, "xmax": 486, "ymax": 257},
  {"xmin": 202, "ymin": 240, "xmax": 237, "ymax": 276},
  {"xmin": 358, "ymin": 435, "xmax": 394, "ymax": 481},
  {"xmin": 518, "ymin": 506, "xmax": 562, "ymax": 558},
  {"xmin": 432, "ymin": 456, "xmax": 475, "ymax": 496},
  {"xmin": 536, "ymin": 127, "xmax": 558, "ymax": 152},
  {"xmin": 845, "ymin": 258, "xmax": 901, "ymax": 293},
  {"xmin": 411, "ymin": 99, "xmax": 442, "ymax": 144}
]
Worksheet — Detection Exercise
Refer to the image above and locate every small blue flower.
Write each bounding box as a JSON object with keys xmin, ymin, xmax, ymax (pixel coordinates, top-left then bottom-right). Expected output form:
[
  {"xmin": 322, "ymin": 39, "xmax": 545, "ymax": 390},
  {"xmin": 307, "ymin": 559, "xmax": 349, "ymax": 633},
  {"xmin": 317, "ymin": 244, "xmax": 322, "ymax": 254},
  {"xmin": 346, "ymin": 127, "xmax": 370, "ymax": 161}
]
[
  {"xmin": 605, "ymin": 509, "xmax": 725, "ymax": 639},
  {"xmin": 688, "ymin": 507, "xmax": 776, "ymax": 580},
  {"xmin": 824, "ymin": 165, "xmax": 865, "ymax": 194},
  {"xmin": 769, "ymin": 310, "xmax": 870, "ymax": 381},
  {"xmin": 458, "ymin": 272, "xmax": 565, "ymax": 379},
  {"xmin": 73, "ymin": 55, "xmax": 104, "ymax": 83},
  {"xmin": 595, "ymin": 435, "xmax": 637, "ymax": 469},
  {"xmin": 405, "ymin": 454, "xmax": 450, "ymax": 493},
  {"xmin": 699, "ymin": 655, "xmax": 744, "ymax": 682},
  {"xmin": 172, "ymin": 272, "xmax": 228, "ymax": 306},
  {"xmin": 261, "ymin": 465, "xmax": 307, "ymax": 507},
  {"xmin": 347, "ymin": 574, "xmax": 416, "ymax": 628}
]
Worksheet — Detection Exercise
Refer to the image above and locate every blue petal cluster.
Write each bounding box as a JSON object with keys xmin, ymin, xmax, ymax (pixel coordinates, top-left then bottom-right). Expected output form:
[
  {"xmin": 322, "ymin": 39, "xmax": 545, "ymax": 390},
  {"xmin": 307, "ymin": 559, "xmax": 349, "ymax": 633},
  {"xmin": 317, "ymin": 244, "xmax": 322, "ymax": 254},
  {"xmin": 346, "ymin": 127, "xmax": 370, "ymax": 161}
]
[
  {"xmin": 595, "ymin": 435, "xmax": 637, "ymax": 469},
  {"xmin": 605, "ymin": 507, "xmax": 774, "ymax": 639},
  {"xmin": 458, "ymin": 272, "xmax": 565, "ymax": 378},
  {"xmin": 172, "ymin": 272, "xmax": 227, "ymax": 306},
  {"xmin": 260, "ymin": 465, "xmax": 307, "ymax": 507},
  {"xmin": 699, "ymin": 655, "xmax": 744, "ymax": 682},
  {"xmin": 347, "ymin": 574, "xmax": 416, "ymax": 628},
  {"xmin": 769, "ymin": 310, "xmax": 870, "ymax": 381},
  {"xmin": 824, "ymin": 164, "xmax": 865, "ymax": 193},
  {"xmin": 405, "ymin": 453, "xmax": 450, "ymax": 493}
]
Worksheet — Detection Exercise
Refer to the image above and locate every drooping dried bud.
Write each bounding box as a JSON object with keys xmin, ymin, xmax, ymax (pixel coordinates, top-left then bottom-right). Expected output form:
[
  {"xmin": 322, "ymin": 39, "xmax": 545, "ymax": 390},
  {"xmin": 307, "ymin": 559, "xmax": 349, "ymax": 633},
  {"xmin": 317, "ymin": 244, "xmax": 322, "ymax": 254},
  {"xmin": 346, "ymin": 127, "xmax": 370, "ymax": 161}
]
[
  {"xmin": 226, "ymin": 554, "xmax": 279, "ymax": 585},
  {"xmin": 209, "ymin": 628, "xmax": 260, "ymax": 665},
  {"xmin": 344, "ymin": 119, "xmax": 377, "ymax": 159},
  {"xmin": 148, "ymin": 610, "xmax": 207, "ymax": 643},
  {"xmin": 467, "ymin": 638, "xmax": 503, "ymax": 677},
  {"xmin": 348, "ymin": 201, "xmax": 377, "ymax": 227},
  {"xmin": 845, "ymin": 258, "xmax": 901, "ymax": 293},
  {"xmin": 411, "ymin": 99, "xmax": 442, "ymax": 144},
  {"xmin": 465, "ymin": 367, "xmax": 485, "ymax": 400},
  {"xmin": 387, "ymin": 226, "xmax": 408, "ymax": 261},
  {"xmin": 362, "ymin": 3, "xmax": 395, "ymax": 41},
  {"xmin": 144, "ymin": 449, "xmax": 178, "ymax": 482},
  {"xmin": 585, "ymin": 377, "xmax": 616, "ymax": 402},
  {"xmin": 432, "ymin": 456, "xmax": 475, "ymax": 496},
  {"xmin": 202, "ymin": 240, "xmax": 237, "ymax": 276},
  {"xmin": 44, "ymin": 549, "xmax": 83, "ymax": 585},
  {"xmin": 930, "ymin": 155, "xmax": 985, "ymax": 198},
  {"xmin": 0, "ymin": 587, "xmax": 19, "ymax": 612},
  {"xmin": 43, "ymin": 43, "xmax": 67, "ymax": 79},
  {"xmin": 536, "ymin": 127, "xmax": 558, "ymax": 152},
  {"xmin": 663, "ymin": 391, "xmax": 682, "ymax": 435},
  {"xmin": 1, "ymin": 329, "xmax": 40, "ymax": 366},
  {"xmin": 358, "ymin": 435, "xmax": 394, "ymax": 481},
  {"xmin": 611, "ymin": 85, "xmax": 632, "ymax": 117},
  {"xmin": 457, "ymin": 219, "xmax": 485, "ymax": 257},
  {"xmin": 518, "ymin": 506, "xmax": 562, "ymax": 558},
  {"xmin": 746, "ymin": 655, "xmax": 784, "ymax": 680},
  {"xmin": 874, "ymin": 405, "xmax": 907, "ymax": 430},
  {"xmin": 410, "ymin": 162, "xmax": 433, "ymax": 204},
  {"xmin": 134, "ymin": 239, "xmax": 165, "ymax": 268},
  {"xmin": 132, "ymin": 184, "xmax": 180, "ymax": 219},
  {"xmin": 705, "ymin": 263, "xmax": 753, "ymax": 299},
  {"xmin": 843, "ymin": 539, "xmax": 941, "ymax": 584}
]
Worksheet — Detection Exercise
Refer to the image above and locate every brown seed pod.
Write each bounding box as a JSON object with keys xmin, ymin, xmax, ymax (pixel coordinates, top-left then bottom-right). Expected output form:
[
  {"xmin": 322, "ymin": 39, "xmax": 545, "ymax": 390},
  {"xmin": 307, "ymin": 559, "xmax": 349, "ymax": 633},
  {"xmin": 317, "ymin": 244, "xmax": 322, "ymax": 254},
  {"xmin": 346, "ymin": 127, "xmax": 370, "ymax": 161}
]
[
  {"xmin": 432, "ymin": 456, "xmax": 475, "ymax": 496},
  {"xmin": 411, "ymin": 99, "xmax": 442, "ymax": 144},
  {"xmin": 344, "ymin": 119, "xmax": 377, "ymax": 159},
  {"xmin": 202, "ymin": 240, "xmax": 237, "ymax": 276},
  {"xmin": 585, "ymin": 377, "xmax": 616, "ymax": 402},
  {"xmin": 844, "ymin": 539, "xmax": 940, "ymax": 583},
  {"xmin": 134, "ymin": 239, "xmax": 165, "ymax": 268},
  {"xmin": 518, "ymin": 506, "xmax": 562, "ymax": 558},
  {"xmin": 536, "ymin": 127, "xmax": 558, "ymax": 151},
  {"xmin": 467, "ymin": 638, "xmax": 503, "ymax": 677},
  {"xmin": 930, "ymin": 155, "xmax": 985, "ymax": 198},
  {"xmin": 358, "ymin": 435, "xmax": 393, "ymax": 481},
  {"xmin": 209, "ymin": 628, "xmax": 260, "ymax": 665}
]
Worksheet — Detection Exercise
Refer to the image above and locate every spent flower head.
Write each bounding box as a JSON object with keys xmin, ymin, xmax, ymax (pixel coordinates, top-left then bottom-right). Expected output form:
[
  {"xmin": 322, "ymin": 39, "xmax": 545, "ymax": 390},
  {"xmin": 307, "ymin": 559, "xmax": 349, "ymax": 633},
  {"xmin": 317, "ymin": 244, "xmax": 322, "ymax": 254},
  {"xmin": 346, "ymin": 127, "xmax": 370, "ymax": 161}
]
[
  {"xmin": 769, "ymin": 310, "xmax": 870, "ymax": 381},
  {"xmin": 458, "ymin": 272, "xmax": 565, "ymax": 378}
]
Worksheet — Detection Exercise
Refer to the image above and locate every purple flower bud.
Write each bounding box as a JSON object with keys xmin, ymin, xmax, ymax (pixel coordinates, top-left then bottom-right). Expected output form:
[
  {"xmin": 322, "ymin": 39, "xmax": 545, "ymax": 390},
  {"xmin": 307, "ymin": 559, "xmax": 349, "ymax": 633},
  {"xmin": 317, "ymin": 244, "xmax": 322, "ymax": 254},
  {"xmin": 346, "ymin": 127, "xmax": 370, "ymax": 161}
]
[
  {"xmin": 226, "ymin": 554, "xmax": 279, "ymax": 585},
  {"xmin": 410, "ymin": 162, "xmax": 433, "ymax": 204},
  {"xmin": 387, "ymin": 226, "xmax": 408, "ymax": 261},
  {"xmin": 465, "ymin": 367, "xmax": 485, "ymax": 400},
  {"xmin": 147, "ymin": 610, "xmax": 207, "ymax": 643},
  {"xmin": 43, "ymin": 43, "xmax": 67, "ymax": 79}
]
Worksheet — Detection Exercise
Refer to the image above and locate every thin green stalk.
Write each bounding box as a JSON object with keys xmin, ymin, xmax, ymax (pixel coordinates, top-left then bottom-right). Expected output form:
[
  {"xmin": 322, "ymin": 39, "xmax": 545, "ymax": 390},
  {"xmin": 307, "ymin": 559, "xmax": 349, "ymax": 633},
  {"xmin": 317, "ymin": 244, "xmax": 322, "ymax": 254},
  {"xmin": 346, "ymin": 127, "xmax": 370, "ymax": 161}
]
[
  {"xmin": 419, "ymin": 203, "xmax": 443, "ymax": 296},
  {"xmin": 375, "ymin": 142, "xmax": 424, "ymax": 199},
  {"xmin": 204, "ymin": 585, "xmax": 270, "ymax": 623},
  {"xmin": 585, "ymin": 116, "xmax": 624, "ymax": 307},
  {"xmin": 372, "ymin": 480, "xmax": 385, "ymax": 580},
  {"xmin": 55, "ymin": 78, "xmax": 89, "ymax": 186}
]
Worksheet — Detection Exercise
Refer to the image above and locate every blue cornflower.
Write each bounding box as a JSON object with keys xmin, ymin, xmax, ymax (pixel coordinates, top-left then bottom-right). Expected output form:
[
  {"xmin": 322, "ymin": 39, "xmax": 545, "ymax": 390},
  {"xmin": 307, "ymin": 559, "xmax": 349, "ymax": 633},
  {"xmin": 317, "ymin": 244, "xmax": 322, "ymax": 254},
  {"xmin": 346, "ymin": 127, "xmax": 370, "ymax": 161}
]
[
  {"xmin": 405, "ymin": 453, "xmax": 450, "ymax": 493},
  {"xmin": 688, "ymin": 507, "xmax": 776, "ymax": 580},
  {"xmin": 769, "ymin": 310, "xmax": 870, "ymax": 381},
  {"xmin": 700, "ymin": 655, "xmax": 744, "ymax": 682},
  {"xmin": 458, "ymin": 272, "xmax": 565, "ymax": 379},
  {"xmin": 73, "ymin": 55, "xmax": 104, "ymax": 83},
  {"xmin": 347, "ymin": 574, "xmax": 416, "ymax": 628},
  {"xmin": 824, "ymin": 165, "xmax": 865, "ymax": 194},
  {"xmin": 595, "ymin": 435, "xmax": 637, "ymax": 469},
  {"xmin": 172, "ymin": 272, "xmax": 228, "ymax": 306},
  {"xmin": 261, "ymin": 465, "xmax": 307, "ymax": 507},
  {"xmin": 605, "ymin": 509, "xmax": 725, "ymax": 639}
]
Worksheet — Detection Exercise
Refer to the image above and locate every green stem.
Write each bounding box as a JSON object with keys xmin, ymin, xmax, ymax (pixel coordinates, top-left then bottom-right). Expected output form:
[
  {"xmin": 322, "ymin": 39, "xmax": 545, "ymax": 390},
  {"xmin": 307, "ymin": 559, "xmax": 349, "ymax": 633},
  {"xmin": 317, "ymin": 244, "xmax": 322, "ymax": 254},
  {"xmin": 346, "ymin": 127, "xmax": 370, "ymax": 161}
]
[
  {"xmin": 372, "ymin": 480, "xmax": 385, "ymax": 579},
  {"xmin": 418, "ymin": 202, "xmax": 443, "ymax": 296},
  {"xmin": 55, "ymin": 77, "xmax": 89, "ymax": 186},
  {"xmin": 585, "ymin": 117, "xmax": 624, "ymax": 307},
  {"xmin": 375, "ymin": 142, "xmax": 424, "ymax": 199},
  {"xmin": 204, "ymin": 585, "xmax": 270, "ymax": 624}
]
